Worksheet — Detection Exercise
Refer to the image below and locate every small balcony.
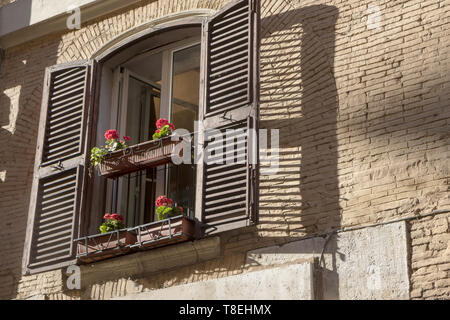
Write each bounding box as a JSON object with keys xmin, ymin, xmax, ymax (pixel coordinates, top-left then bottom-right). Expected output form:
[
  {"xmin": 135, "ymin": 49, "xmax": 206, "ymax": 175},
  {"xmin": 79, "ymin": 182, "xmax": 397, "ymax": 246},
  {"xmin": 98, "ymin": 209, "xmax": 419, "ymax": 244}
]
[{"xmin": 74, "ymin": 215, "xmax": 196, "ymax": 264}]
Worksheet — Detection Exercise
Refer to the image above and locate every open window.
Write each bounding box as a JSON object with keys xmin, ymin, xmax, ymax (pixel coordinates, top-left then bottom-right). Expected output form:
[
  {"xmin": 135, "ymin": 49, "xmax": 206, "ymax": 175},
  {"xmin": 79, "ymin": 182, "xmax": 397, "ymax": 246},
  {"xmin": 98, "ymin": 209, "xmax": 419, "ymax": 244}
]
[
  {"xmin": 102, "ymin": 39, "xmax": 201, "ymax": 229},
  {"xmin": 23, "ymin": 0, "xmax": 260, "ymax": 274}
]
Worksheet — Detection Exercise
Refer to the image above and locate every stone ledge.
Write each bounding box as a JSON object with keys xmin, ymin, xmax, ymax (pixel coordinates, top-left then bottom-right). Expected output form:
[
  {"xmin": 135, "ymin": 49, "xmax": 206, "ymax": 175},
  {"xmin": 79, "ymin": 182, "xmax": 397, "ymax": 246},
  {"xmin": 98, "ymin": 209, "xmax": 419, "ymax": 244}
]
[
  {"xmin": 80, "ymin": 236, "xmax": 220, "ymax": 287},
  {"xmin": 114, "ymin": 261, "xmax": 315, "ymax": 300}
]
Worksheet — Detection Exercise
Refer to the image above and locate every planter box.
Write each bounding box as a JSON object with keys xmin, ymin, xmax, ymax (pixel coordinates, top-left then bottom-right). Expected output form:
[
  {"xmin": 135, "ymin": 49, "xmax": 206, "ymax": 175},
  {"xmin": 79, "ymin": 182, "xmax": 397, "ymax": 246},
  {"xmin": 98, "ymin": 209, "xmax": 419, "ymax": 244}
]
[
  {"xmin": 131, "ymin": 216, "xmax": 195, "ymax": 250},
  {"xmin": 99, "ymin": 137, "xmax": 181, "ymax": 179},
  {"xmin": 76, "ymin": 230, "xmax": 137, "ymax": 264}
]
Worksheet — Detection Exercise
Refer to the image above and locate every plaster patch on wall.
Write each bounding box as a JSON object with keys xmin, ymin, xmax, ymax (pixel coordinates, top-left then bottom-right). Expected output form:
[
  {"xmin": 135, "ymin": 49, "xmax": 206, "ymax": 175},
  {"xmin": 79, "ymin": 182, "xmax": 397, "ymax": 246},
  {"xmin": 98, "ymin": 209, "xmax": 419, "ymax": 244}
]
[
  {"xmin": 246, "ymin": 221, "xmax": 410, "ymax": 299},
  {"xmin": 114, "ymin": 262, "xmax": 315, "ymax": 300},
  {"xmin": 2, "ymin": 85, "xmax": 21, "ymax": 134}
]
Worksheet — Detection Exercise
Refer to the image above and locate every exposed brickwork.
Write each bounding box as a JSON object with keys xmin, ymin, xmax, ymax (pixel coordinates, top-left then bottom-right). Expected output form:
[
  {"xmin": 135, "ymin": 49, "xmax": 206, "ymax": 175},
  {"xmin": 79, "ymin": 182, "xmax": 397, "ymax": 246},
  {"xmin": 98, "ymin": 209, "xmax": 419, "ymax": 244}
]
[
  {"xmin": 0, "ymin": 0, "xmax": 16, "ymax": 8},
  {"xmin": 0, "ymin": 0, "xmax": 449, "ymax": 299},
  {"xmin": 409, "ymin": 213, "xmax": 450, "ymax": 300}
]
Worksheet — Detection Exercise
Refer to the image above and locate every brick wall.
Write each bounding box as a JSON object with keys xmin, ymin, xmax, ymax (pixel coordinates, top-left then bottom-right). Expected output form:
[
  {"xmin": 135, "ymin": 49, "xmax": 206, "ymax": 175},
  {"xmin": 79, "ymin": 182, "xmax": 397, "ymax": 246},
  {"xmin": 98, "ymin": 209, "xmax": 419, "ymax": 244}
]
[
  {"xmin": 0, "ymin": 0, "xmax": 449, "ymax": 299},
  {"xmin": 409, "ymin": 213, "xmax": 450, "ymax": 299}
]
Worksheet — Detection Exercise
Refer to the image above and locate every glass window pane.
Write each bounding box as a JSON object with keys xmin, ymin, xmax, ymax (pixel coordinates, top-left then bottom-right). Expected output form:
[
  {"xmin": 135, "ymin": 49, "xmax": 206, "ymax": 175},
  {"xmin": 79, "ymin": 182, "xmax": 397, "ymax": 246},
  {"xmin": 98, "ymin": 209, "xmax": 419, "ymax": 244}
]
[
  {"xmin": 167, "ymin": 44, "xmax": 200, "ymax": 217},
  {"xmin": 119, "ymin": 77, "xmax": 161, "ymax": 227},
  {"xmin": 171, "ymin": 44, "xmax": 200, "ymax": 133},
  {"xmin": 116, "ymin": 49, "xmax": 164, "ymax": 227}
]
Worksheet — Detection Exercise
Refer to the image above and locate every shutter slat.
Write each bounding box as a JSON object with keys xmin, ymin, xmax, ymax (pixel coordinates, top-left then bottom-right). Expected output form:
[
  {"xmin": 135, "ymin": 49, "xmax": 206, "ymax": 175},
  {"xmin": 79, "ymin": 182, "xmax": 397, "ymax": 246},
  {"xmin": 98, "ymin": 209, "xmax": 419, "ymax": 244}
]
[
  {"xmin": 51, "ymin": 92, "xmax": 84, "ymax": 108},
  {"xmin": 210, "ymin": 40, "xmax": 248, "ymax": 59},
  {"xmin": 44, "ymin": 149, "xmax": 80, "ymax": 164},
  {"xmin": 49, "ymin": 108, "xmax": 83, "ymax": 125},
  {"xmin": 210, "ymin": 66, "xmax": 247, "ymax": 85},
  {"xmin": 40, "ymin": 204, "xmax": 75, "ymax": 219},
  {"xmin": 211, "ymin": 20, "xmax": 248, "ymax": 41},
  {"xmin": 51, "ymin": 88, "xmax": 85, "ymax": 107},
  {"xmin": 205, "ymin": 179, "xmax": 246, "ymax": 194},
  {"xmin": 205, "ymin": 187, "xmax": 247, "ymax": 202},
  {"xmin": 42, "ymin": 172, "xmax": 77, "ymax": 188},
  {"xmin": 212, "ymin": 9, "xmax": 248, "ymax": 31},
  {"xmin": 204, "ymin": 208, "xmax": 247, "ymax": 222},
  {"xmin": 209, "ymin": 93, "xmax": 248, "ymax": 111},
  {"xmin": 40, "ymin": 210, "xmax": 75, "ymax": 224},
  {"xmin": 206, "ymin": 172, "xmax": 247, "ymax": 187},
  {"xmin": 204, "ymin": 200, "xmax": 246, "ymax": 214},
  {"xmin": 210, "ymin": 74, "xmax": 248, "ymax": 92},
  {"xmin": 28, "ymin": 253, "xmax": 72, "ymax": 268},
  {"xmin": 47, "ymin": 128, "xmax": 81, "ymax": 144},
  {"xmin": 36, "ymin": 228, "xmax": 72, "ymax": 243},
  {"xmin": 36, "ymin": 242, "xmax": 71, "ymax": 256},
  {"xmin": 47, "ymin": 115, "xmax": 82, "ymax": 133},
  {"xmin": 33, "ymin": 247, "xmax": 71, "ymax": 261},
  {"xmin": 41, "ymin": 191, "xmax": 75, "ymax": 207},
  {"xmin": 210, "ymin": 56, "xmax": 247, "ymax": 73},
  {"xmin": 210, "ymin": 81, "xmax": 248, "ymax": 99},
  {"xmin": 216, "ymin": 3, "xmax": 248, "ymax": 22},
  {"xmin": 50, "ymin": 101, "xmax": 84, "ymax": 118},
  {"xmin": 53, "ymin": 66, "xmax": 84, "ymax": 80},
  {"xmin": 53, "ymin": 70, "xmax": 86, "ymax": 88},
  {"xmin": 51, "ymin": 79, "xmax": 85, "ymax": 101},
  {"xmin": 207, "ymin": 164, "xmax": 246, "ymax": 177},
  {"xmin": 38, "ymin": 216, "xmax": 74, "ymax": 232},
  {"xmin": 210, "ymin": 33, "xmax": 248, "ymax": 54},
  {"xmin": 46, "ymin": 134, "xmax": 82, "ymax": 151},
  {"xmin": 36, "ymin": 235, "xmax": 72, "ymax": 249}
]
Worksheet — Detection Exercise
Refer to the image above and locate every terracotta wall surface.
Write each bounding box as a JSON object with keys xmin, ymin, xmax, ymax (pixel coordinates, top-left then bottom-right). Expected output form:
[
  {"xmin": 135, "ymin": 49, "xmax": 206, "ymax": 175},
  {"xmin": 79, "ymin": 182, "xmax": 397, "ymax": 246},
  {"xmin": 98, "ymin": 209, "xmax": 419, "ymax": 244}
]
[{"xmin": 0, "ymin": 0, "xmax": 449, "ymax": 299}]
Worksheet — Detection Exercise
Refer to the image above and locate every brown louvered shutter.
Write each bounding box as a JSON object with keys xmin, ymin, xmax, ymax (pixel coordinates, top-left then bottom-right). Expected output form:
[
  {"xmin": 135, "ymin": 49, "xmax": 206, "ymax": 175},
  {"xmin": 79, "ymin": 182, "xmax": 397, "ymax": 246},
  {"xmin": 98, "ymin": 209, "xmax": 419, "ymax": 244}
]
[
  {"xmin": 197, "ymin": 0, "xmax": 260, "ymax": 234},
  {"xmin": 23, "ymin": 61, "xmax": 95, "ymax": 274}
]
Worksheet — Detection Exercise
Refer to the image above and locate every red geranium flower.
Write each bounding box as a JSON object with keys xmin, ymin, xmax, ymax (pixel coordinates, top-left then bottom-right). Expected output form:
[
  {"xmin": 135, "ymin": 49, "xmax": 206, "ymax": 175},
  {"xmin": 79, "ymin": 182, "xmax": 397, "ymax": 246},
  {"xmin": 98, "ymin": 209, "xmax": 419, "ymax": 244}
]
[
  {"xmin": 123, "ymin": 136, "xmax": 130, "ymax": 142},
  {"xmin": 155, "ymin": 129, "xmax": 160, "ymax": 134},
  {"xmin": 178, "ymin": 206, "xmax": 183, "ymax": 212},
  {"xmin": 111, "ymin": 213, "xmax": 124, "ymax": 221},
  {"xmin": 104, "ymin": 129, "xmax": 119, "ymax": 140},
  {"xmin": 155, "ymin": 195, "xmax": 173, "ymax": 207},
  {"xmin": 156, "ymin": 118, "xmax": 169, "ymax": 129},
  {"xmin": 168, "ymin": 123, "xmax": 175, "ymax": 131},
  {"xmin": 104, "ymin": 213, "xmax": 124, "ymax": 221}
]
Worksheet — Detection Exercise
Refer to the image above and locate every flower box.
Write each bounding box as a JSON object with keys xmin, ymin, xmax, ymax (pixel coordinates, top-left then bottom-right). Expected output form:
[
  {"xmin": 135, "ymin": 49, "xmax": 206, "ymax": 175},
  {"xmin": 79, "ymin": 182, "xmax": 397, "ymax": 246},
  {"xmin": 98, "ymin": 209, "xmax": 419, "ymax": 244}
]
[
  {"xmin": 75, "ymin": 230, "xmax": 137, "ymax": 264},
  {"xmin": 98, "ymin": 137, "xmax": 181, "ymax": 179},
  {"xmin": 130, "ymin": 216, "xmax": 195, "ymax": 250}
]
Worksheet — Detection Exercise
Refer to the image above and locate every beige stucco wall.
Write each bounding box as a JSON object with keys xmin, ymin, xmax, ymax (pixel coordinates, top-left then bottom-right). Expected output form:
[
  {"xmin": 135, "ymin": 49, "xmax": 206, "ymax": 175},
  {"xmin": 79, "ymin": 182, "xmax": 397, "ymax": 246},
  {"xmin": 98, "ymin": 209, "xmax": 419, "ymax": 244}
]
[{"xmin": 0, "ymin": 0, "xmax": 449, "ymax": 299}]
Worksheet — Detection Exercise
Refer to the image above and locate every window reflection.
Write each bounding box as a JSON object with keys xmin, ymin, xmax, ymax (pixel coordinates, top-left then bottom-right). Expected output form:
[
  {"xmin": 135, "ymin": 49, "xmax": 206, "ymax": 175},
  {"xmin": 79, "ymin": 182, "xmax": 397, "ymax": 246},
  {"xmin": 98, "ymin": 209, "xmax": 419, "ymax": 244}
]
[{"xmin": 167, "ymin": 44, "xmax": 201, "ymax": 217}]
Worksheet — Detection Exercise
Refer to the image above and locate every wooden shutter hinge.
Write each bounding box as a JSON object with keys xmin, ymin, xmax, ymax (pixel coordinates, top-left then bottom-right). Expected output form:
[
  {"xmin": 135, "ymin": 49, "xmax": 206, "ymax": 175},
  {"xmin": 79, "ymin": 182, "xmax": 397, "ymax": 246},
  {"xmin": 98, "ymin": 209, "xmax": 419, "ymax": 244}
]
[{"xmin": 51, "ymin": 160, "xmax": 65, "ymax": 171}]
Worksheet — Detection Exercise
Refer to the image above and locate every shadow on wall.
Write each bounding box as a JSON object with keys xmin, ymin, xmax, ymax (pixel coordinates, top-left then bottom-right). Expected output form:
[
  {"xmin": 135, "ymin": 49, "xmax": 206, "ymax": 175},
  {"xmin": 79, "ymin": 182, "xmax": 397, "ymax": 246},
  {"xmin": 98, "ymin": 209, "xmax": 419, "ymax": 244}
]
[
  {"xmin": 0, "ymin": 2, "xmax": 60, "ymax": 299},
  {"xmin": 251, "ymin": 3, "xmax": 341, "ymax": 299}
]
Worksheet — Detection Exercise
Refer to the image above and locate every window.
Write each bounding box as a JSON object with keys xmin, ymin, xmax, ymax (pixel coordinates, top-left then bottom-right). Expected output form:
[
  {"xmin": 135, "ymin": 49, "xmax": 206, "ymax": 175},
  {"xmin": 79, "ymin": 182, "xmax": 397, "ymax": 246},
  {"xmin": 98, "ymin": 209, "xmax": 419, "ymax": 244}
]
[
  {"xmin": 104, "ymin": 39, "xmax": 201, "ymax": 227},
  {"xmin": 23, "ymin": 0, "xmax": 260, "ymax": 275}
]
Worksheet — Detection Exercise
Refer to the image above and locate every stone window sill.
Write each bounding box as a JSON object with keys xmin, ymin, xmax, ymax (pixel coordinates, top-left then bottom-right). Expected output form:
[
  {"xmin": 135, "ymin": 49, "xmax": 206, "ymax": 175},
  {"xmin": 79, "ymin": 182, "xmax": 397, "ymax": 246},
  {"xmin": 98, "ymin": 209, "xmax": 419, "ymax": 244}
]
[{"xmin": 78, "ymin": 236, "xmax": 220, "ymax": 287}]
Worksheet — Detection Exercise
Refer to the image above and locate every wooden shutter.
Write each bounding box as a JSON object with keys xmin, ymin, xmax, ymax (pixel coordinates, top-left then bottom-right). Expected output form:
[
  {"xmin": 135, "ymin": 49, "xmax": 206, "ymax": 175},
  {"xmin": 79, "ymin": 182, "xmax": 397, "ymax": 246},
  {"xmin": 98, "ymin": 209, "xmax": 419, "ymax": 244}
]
[
  {"xmin": 197, "ymin": 0, "xmax": 260, "ymax": 234},
  {"xmin": 23, "ymin": 61, "xmax": 95, "ymax": 274}
]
